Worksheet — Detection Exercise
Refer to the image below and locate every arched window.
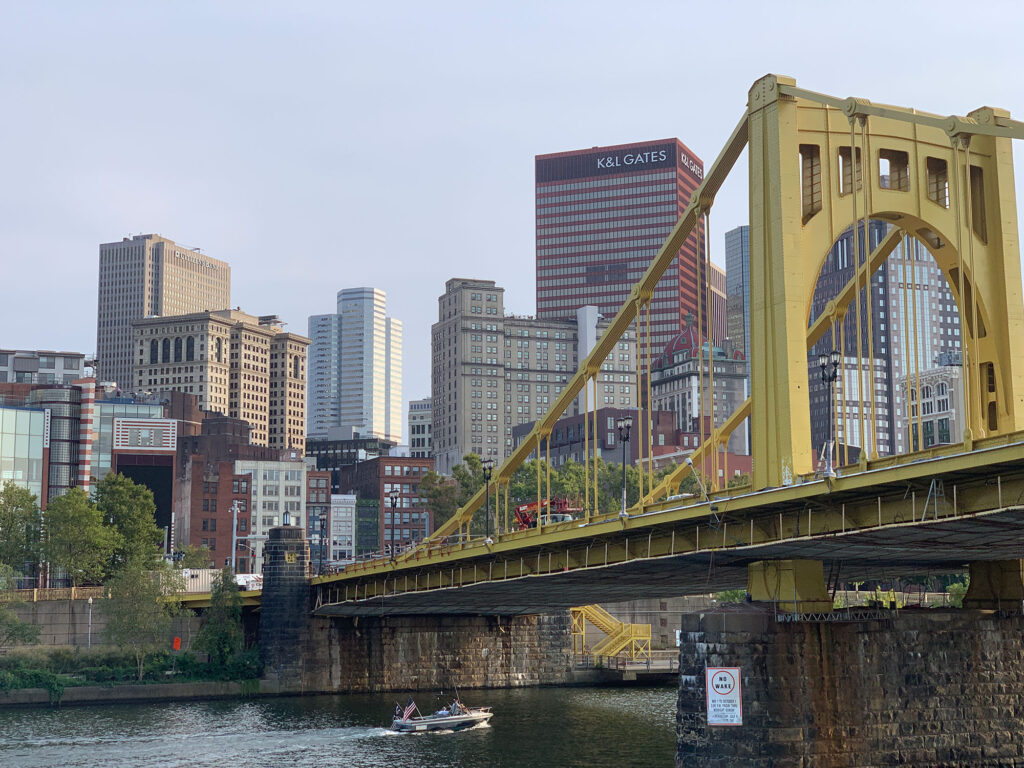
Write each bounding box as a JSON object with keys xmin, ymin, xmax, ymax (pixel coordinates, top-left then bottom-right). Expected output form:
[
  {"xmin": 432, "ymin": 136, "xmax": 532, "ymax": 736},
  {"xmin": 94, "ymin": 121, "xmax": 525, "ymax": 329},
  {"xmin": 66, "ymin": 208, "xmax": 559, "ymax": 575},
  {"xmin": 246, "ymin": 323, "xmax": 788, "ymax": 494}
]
[
  {"xmin": 161, "ymin": 338, "xmax": 171, "ymax": 363},
  {"xmin": 922, "ymin": 385, "xmax": 933, "ymax": 399},
  {"xmin": 186, "ymin": 337, "xmax": 195, "ymax": 361},
  {"xmin": 293, "ymin": 356, "xmax": 300, "ymax": 379},
  {"xmin": 149, "ymin": 340, "xmax": 158, "ymax": 364},
  {"xmin": 909, "ymin": 387, "xmax": 917, "ymax": 402},
  {"xmin": 174, "ymin": 337, "xmax": 183, "ymax": 363},
  {"xmin": 937, "ymin": 382, "xmax": 947, "ymax": 396},
  {"xmin": 215, "ymin": 338, "xmax": 223, "ymax": 363}
]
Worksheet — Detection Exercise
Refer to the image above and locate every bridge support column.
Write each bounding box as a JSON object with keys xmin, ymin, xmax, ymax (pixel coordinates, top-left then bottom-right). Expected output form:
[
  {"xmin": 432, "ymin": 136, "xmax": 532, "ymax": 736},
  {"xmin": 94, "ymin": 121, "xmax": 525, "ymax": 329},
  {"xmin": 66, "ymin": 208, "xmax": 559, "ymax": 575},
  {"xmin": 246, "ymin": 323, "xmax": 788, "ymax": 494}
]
[
  {"xmin": 259, "ymin": 526, "xmax": 310, "ymax": 690},
  {"xmin": 963, "ymin": 560, "xmax": 1024, "ymax": 609},
  {"xmin": 746, "ymin": 559, "xmax": 831, "ymax": 612}
]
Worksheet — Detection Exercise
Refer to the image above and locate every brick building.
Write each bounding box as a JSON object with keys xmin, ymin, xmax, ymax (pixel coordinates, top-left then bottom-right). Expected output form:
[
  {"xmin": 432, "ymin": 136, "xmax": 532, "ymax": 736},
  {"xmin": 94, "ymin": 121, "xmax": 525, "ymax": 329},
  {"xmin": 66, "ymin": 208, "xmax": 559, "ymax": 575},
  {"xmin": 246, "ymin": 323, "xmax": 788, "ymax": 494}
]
[{"xmin": 338, "ymin": 456, "xmax": 434, "ymax": 550}]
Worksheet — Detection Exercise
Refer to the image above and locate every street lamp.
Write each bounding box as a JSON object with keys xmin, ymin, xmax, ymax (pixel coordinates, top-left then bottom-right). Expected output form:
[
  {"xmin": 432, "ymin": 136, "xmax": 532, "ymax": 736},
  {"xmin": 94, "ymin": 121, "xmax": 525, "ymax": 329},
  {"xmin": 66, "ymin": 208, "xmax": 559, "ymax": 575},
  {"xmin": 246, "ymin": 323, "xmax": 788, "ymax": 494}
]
[
  {"xmin": 818, "ymin": 349, "xmax": 842, "ymax": 478},
  {"xmin": 87, "ymin": 597, "xmax": 93, "ymax": 649},
  {"xmin": 389, "ymin": 491, "xmax": 400, "ymax": 557},
  {"xmin": 482, "ymin": 458, "xmax": 494, "ymax": 544},
  {"xmin": 319, "ymin": 515, "xmax": 326, "ymax": 575},
  {"xmin": 230, "ymin": 499, "xmax": 240, "ymax": 572},
  {"xmin": 616, "ymin": 416, "xmax": 633, "ymax": 519}
]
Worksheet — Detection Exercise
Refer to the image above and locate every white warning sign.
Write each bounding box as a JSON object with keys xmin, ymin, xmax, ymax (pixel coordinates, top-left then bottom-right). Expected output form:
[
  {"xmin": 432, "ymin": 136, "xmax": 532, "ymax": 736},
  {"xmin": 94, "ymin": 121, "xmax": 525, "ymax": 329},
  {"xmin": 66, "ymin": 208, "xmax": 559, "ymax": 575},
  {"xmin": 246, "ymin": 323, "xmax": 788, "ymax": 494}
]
[{"xmin": 705, "ymin": 667, "xmax": 742, "ymax": 726}]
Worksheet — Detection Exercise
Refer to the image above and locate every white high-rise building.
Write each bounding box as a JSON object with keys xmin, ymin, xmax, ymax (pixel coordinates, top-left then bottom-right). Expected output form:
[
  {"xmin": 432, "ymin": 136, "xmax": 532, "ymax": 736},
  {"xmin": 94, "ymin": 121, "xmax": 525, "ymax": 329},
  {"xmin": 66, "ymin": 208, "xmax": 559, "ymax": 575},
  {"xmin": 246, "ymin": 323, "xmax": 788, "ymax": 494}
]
[{"xmin": 307, "ymin": 288, "xmax": 402, "ymax": 442}]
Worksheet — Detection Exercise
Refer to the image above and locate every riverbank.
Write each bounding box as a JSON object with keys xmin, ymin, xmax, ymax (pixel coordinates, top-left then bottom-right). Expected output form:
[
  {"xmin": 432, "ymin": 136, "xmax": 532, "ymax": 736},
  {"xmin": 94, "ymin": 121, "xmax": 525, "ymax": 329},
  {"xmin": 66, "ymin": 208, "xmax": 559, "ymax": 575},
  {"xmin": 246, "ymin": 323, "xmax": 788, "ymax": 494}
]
[
  {"xmin": 0, "ymin": 678, "xmax": 274, "ymax": 707},
  {"xmin": 0, "ymin": 667, "xmax": 672, "ymax": 708}
]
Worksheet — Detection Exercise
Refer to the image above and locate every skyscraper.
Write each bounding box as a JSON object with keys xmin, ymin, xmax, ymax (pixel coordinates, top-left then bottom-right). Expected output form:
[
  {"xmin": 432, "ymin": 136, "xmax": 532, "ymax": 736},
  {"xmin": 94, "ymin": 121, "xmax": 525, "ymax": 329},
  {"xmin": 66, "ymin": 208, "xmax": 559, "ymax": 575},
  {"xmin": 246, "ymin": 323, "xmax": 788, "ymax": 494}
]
[
  {"xmin": 431, "ymin": 278, "xmax": 637, "ymax": 474},
  {"xmin": 307, "ymin": 288, "xmax": 402, "ymax": 442},
  {"xmin": 535, "ymin": 139, "xmax": 704, "ymax": 351},
  {"xmin": 725, "ymin": 226, "xmax": 750, "ymax": 362},
  {"xmin": 96, "ymin": 234, "xmax": 230, "ymax": 389}
]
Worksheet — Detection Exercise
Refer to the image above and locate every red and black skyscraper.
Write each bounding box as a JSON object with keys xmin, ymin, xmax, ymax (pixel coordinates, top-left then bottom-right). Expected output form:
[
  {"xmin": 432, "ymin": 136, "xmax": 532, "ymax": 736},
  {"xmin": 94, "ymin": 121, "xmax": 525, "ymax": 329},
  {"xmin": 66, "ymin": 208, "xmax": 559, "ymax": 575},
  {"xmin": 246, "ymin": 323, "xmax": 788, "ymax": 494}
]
[{"xmin": 535, "ymin": 139, "xmax": 705, "ymax": 350}]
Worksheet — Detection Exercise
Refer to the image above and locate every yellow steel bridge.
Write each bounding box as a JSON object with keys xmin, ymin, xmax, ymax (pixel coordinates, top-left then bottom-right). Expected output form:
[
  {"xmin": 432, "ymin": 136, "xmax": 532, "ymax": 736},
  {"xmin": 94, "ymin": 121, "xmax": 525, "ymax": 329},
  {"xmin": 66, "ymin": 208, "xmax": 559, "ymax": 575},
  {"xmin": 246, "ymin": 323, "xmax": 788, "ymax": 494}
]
[{"xmin": 312, "ymin": 74, "xmax": 1024, "ymax": 617}]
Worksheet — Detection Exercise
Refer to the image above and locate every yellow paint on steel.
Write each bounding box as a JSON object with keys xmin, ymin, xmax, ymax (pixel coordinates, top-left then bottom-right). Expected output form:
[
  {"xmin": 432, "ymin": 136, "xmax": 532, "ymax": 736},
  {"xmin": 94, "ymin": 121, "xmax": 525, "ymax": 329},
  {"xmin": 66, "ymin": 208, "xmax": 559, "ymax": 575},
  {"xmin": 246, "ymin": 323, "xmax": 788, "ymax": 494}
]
[
  {"xmin": 313, "ymin": 436, "xmax": 1024, "ymax": 605},
  {"xmin": 372, "ymin": 75, "xmax": 1024, "ymax": 580},
  {"xmin": 176, "ymin": 590, "xmax": 262, "ymax": 609}
]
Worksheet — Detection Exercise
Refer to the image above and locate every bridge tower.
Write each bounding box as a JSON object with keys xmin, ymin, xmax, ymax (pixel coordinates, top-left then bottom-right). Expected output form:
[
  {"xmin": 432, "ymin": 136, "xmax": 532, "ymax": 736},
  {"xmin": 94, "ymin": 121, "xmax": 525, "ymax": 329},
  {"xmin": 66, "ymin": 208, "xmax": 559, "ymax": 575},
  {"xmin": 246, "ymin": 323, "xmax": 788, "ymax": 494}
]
[{"xmin": 747, "ymin": 74, "xmax": 1024, "ymax": 488}]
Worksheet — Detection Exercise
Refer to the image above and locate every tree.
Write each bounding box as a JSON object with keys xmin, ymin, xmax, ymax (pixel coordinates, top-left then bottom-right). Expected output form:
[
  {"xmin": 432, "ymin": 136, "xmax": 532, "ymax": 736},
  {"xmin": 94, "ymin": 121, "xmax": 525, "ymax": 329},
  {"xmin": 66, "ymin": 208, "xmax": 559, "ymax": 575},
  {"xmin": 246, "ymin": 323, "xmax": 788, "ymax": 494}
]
[
  {"xmin": 194, "ymin": 568, "xmax": 243, "ymax": 666},
  {"xmin": 174, "ymin": 544, "xmax": 213, "ymax": 569},
  {"xmin": 419, "ymin": 471, "xmax": 461, "ymax": 530},
  {"xmin": 0, "ymin": 564, "xmax": 40, "ymax": 647},
  {"xmin": 43, "ymin": 489, "xmax": 118, "ymax": 587},
  {"xmin": 0, "ymin": 482, "xmax": 42, "ymax": 574},
  {"xmin": 421, "ymin": 454, "xmax": 487, "ymax": 532},
  {"xmin": 93, "ymin": 473, "xmax": 163, "ymax": 573},
  {"xmin": 104, "ymin": 562, "xmax": 183, "ymax": 680}
]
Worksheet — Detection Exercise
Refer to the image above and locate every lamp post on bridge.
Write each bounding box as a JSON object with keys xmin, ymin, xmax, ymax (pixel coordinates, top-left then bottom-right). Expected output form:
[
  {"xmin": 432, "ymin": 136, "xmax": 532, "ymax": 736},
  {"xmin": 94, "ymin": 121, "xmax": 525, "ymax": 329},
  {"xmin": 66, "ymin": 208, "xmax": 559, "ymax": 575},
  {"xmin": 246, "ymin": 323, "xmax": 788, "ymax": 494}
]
[
  {"xmin": 389, "ymin": 491, "xmax": 399, "ymax": 559},
  {"xmin": 230, "ymin": 499, "xmax": 240, "ymax": 572},
  {"xmin": 818, "ymin": 349, "xmax": 841, "ymax": 478},
  {"xmin": 482, "ymin": 458, "xmax": 494, "ymax": 544},
  {"xmin": 616, "ymin": 416, "xmax": 633, "ymax": 519}
]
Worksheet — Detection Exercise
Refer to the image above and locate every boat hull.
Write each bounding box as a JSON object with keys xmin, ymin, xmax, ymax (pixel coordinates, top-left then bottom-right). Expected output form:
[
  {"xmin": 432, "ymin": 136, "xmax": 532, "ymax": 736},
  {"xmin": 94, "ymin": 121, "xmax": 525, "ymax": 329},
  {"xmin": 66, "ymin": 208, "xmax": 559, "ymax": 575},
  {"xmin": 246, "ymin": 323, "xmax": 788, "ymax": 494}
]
[{"xmin": 390, "ymin": 709, "xmax": 493, "ymax": 733}]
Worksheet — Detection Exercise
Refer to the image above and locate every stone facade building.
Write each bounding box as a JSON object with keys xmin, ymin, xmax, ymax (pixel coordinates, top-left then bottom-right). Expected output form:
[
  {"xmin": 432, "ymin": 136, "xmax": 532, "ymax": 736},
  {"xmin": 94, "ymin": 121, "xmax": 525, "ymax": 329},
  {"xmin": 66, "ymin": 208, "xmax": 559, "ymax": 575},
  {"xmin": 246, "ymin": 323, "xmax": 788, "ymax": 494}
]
[
  {"xmin": 408, "ymin": 397, "xmax": 432, "ymax": 458},
  {"xmin": 431, "ymin": 278, "xmax": 637, "ymax": 474},
  {"xmin": 97, "ymin": 234, "xmax": 230, "ymax": 389},
  {"xmin": 132, "ymin": 309, "xmax": 309, "ymax": 451},
  {"xmin": 649, "ymin": 316, "xmax": 749, "ymax": 455}
]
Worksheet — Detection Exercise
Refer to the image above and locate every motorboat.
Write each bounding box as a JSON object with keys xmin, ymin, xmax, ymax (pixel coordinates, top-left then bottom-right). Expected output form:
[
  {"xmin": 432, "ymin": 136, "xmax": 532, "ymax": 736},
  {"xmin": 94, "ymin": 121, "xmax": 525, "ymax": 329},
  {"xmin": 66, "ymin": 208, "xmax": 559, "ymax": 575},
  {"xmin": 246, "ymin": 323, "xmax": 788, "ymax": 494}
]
[{"xmin": 390, "ymin": 700, "xmax": 493, "ymax": 732}]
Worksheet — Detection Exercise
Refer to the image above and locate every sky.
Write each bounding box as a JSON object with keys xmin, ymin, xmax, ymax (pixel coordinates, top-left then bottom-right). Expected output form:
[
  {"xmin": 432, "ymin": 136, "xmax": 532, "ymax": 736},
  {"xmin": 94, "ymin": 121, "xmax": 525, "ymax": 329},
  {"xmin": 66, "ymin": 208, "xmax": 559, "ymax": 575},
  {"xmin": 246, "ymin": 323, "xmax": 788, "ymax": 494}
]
[{"xmin": 2, "ymin": 1, "xmax": 1022, "ymax": 439}]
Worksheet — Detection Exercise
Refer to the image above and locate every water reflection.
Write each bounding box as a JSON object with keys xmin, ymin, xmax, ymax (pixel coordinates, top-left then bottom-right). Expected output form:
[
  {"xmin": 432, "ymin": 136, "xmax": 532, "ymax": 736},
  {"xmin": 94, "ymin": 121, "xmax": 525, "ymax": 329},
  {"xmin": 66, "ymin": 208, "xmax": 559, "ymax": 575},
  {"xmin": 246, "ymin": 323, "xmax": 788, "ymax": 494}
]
[{"xmin": 0, "ymin": 686, "xmax": 676, "ymax": 768}]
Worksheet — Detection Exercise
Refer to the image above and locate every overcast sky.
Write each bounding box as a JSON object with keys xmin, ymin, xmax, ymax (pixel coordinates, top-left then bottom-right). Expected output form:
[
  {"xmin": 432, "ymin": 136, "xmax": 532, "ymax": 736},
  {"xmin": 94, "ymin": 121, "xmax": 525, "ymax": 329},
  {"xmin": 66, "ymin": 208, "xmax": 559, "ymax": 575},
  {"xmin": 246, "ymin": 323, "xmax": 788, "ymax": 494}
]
[{"xmin": 2, "ymin": 1, "xmax": 1022, "ymax": 437}]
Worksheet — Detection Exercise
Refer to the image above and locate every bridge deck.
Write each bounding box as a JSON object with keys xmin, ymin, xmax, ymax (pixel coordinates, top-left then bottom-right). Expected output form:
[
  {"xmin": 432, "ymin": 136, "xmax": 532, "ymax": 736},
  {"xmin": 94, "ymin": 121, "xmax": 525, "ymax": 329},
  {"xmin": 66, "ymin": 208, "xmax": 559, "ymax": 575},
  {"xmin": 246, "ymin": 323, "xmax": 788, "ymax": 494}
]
[{"xmin": 313, "ymin": 439, "xmax": 1024, "ymax": 616}]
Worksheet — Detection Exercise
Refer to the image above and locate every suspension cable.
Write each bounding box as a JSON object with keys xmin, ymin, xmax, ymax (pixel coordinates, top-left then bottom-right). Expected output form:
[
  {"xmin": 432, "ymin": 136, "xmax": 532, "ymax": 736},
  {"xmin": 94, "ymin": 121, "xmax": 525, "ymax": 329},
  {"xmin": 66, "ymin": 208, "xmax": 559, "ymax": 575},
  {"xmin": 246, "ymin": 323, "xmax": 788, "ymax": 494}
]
[
  {"xmin": 861, "ymin": 117, "xmax": 878, "ymax": 459},
  {"xmin": 584, "ymin": 372, "xmax": 590, "ymax": 516},
  {"xmin": 849, "ymin": 118, "xmax": 866, "ymax": 462},
  {"xmin": 695, "ymin": 207, "xmax": 705, "ymax": 478},
  {"xmin": 705, "ymin": 209, "xmax": 718, "ymax": 489},
  {"xmin": 899, "ymin": 233, "xmax": 914, "ymax": 452},
  {"xmin": 965, "ymin": 140, "xmax": 983, "ymax": 437},
  {"xmin": 951, "ymin": 139, "xmax": 972, "ymax": 444},
  {"xmin": 645, "ymin": 300, "xmax": 653, "ymax": 493}
]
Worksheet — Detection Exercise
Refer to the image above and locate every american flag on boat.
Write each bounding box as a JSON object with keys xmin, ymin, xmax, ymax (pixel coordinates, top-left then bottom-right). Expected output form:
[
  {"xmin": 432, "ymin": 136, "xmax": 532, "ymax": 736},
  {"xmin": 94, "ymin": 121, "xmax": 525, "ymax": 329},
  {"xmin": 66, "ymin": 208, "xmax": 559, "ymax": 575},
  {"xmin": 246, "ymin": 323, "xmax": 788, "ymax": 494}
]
[{"xmin": 402, "ymin": 697, "xmax": 416, "ymax": 721}]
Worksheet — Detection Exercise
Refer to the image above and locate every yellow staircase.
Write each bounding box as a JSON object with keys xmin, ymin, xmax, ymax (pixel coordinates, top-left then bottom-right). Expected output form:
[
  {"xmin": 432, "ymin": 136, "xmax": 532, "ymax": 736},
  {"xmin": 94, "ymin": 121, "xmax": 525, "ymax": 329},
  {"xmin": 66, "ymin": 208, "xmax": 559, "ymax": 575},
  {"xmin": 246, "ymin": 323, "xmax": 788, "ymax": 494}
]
[{"xmin": 570, "ymin": 604, "xmax": 651, "ymax": 661}]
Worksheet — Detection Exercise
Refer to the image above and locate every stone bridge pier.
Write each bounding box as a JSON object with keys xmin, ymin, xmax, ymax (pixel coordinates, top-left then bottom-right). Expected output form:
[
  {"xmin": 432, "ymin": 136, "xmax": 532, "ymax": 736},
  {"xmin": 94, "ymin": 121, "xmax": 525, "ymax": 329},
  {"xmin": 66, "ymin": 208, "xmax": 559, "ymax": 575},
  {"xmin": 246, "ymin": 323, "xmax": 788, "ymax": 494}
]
[
  {"xmin": 258, "ymin": 526, "xmax": 574, "ymax": 694},
  {"xmin": 676, "ymin": 606, "xmax": 1024, "ymax": 767}
]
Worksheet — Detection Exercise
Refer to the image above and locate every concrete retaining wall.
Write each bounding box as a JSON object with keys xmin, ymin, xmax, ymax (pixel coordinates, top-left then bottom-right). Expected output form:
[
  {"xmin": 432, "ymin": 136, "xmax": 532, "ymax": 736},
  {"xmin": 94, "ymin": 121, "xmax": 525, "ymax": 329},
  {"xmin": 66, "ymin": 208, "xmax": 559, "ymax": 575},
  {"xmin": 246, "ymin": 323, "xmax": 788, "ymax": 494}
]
[
  {"xmin": 2, "ymin": 599, "xmax": 200, "ymax": 651},
  {"xmin": 677, "ymin": 607, "xmax": 1024, "ymax": 767},
  {"xmin": 0, "ymin": 680, "xmax": 264, "ymax": 707}
]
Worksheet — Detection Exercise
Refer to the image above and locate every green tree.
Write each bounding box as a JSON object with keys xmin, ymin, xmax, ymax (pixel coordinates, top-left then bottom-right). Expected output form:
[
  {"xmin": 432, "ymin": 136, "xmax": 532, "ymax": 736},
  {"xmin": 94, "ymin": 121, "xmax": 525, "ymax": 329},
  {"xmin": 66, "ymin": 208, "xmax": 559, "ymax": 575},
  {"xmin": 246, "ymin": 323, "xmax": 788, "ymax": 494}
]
[
  {"xmin": 422, "ymin": 454, "xmax": 488, "ymax": 533},
  {"xmin": 419, "ymin": 471, "xmax": 461, "ymax": 530},
  {"xmin": 194, "ymin": 568, "xmax": 243, "ymax": 666},
  {"xmin": 104, "ymin": 562, "xmax": 183, "ymax": 680},
  {"xmin": 93, "ymin": 473, "xmax": 163, "ymax": 573},
  {"xmin": 174, "ymin": 544, "xmax": 213, "ymax": 569},
  {"xmin": 43, "ymin": 489, "xmax": 118, "ymax": 587},
  {"xmin": 0, "ymin": 564, "xmax": 40, "ymax": 646},
  {"xmin": 947, "ymin": 577, "xmax": 970, "ymax": 608},
  {"xmin": 0, "ymin": 482, "xmax": 42, "ymax": 574}
]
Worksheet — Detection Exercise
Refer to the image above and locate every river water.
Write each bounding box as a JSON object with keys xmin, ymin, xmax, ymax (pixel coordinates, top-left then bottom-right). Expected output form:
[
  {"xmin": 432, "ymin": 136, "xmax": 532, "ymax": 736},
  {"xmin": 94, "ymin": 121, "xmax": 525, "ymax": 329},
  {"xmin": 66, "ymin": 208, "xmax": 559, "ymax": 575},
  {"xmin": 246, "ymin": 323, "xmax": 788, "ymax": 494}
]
[{"xmin": 0, "ymin": 686, "xmax": 677, "ymax": 768}]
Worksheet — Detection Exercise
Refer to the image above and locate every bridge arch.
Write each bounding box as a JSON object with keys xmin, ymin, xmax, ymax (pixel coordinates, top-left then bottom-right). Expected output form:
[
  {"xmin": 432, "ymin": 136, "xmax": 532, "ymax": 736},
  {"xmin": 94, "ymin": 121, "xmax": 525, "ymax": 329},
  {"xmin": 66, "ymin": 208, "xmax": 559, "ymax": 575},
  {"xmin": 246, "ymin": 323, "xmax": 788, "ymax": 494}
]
[{"xmin": 804, "ymin": 215, "xmax": 967, "ymax": 462}]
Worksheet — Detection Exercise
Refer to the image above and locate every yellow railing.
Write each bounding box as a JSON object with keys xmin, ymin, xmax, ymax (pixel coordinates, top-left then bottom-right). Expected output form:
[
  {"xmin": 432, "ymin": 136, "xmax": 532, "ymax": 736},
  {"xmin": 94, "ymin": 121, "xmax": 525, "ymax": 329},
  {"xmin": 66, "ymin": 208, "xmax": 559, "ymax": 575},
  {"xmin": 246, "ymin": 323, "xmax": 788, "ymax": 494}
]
[
  {"xmin": 0, "ymin": 587, "xmax": 106, "ymax": 603},
  {"xmin": 570, "ymin": 605, "xmax": 651, "ymax": 661}
]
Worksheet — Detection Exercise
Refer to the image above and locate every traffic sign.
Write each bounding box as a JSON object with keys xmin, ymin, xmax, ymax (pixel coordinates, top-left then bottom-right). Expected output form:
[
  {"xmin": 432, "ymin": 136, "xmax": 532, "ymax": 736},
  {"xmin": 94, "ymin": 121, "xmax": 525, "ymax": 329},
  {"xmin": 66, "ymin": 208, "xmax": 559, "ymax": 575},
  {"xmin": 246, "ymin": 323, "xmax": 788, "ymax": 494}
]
[{"xmin": 705, "ymin": 667, "xmax": 742, "ymax": 726}]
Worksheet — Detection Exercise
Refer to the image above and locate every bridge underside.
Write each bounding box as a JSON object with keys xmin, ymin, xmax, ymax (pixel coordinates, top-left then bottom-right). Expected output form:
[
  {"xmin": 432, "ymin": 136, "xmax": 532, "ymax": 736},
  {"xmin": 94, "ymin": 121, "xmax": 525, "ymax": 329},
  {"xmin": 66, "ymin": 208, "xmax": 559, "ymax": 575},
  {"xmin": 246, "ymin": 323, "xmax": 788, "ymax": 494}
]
[{"xmin": 314, "ymin": 506, "xmax": 1024, "ymax": 616}]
